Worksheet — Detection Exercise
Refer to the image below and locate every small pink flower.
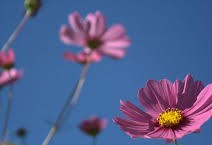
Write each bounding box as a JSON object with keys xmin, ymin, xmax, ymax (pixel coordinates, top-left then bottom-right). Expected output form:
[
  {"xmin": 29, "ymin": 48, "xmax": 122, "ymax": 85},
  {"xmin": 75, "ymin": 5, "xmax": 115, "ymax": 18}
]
[
  {"xmin": 113, "ymin": 74, "xmax": 212, "ymax": 142},
  {"xmin": 79, "ymin": 116, "xmax": 107, "ymax": 137},
  {"xmin": 60, "ymin": 11, "xmax": 130, "ymax": 60},
  {"xmin": 64, "ymin": 51, "xmax": 101, "ymax": 64},
  {"xmin": 0, "ymin": 49, "xmax": 15, "ymax": 69},
  {"xmin": 0, "ymin": 69, "xmax": 23, "ymax": 87}
]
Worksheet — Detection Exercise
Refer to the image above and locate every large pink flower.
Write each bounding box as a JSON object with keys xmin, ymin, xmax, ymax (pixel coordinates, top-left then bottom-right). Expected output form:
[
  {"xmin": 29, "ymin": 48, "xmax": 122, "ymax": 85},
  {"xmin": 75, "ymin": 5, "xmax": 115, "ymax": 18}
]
[
  {"xmin": 113, "ymin": 74, "xmax": 212, "ymax": 142},
  {"xmin": 60, "ymin": 11, "xmax": 130, "ymax": 59},
  {"xmin": 0, "ymin": 49, "xmax": 15, "ymax": 69},
  {"xmin": 79, "ymin": 116, "xmax": 107, "ymax": 137},
  {"xmin": 0, "ymin": 69, "xmax": 23, "ymax": 87}
]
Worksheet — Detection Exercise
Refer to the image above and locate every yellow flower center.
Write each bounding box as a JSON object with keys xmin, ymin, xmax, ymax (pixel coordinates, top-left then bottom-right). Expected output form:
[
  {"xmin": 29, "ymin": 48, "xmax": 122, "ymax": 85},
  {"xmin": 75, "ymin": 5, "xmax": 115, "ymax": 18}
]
[{"xmin": 157, "ymin": 108, "xmax": 182, "ymax": 127}]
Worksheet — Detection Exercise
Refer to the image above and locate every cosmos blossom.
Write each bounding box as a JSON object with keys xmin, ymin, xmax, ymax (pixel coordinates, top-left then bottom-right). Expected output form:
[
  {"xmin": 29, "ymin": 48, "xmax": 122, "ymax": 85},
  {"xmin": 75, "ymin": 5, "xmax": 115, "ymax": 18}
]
[
  {"xmin": 0, "ymin": 69, "xmax": 23, "ymax": 87},
  {"xmin": 64, "ymin": 51, "xmax": 101, "ymax": 64},
  {"xmin": 113, "ymin": 74, "xmax": 212, "ymax": 142},
  {"xmin": 0, "ymin": 49, "xmax": 15, "ymax": 69},
  {"xmin": 79, "ymin": 116, "xmax": 107, "ymax": 137},
  {"xmin": 60, "ymin": 11, "xmax": 130, "ymax": 60}
]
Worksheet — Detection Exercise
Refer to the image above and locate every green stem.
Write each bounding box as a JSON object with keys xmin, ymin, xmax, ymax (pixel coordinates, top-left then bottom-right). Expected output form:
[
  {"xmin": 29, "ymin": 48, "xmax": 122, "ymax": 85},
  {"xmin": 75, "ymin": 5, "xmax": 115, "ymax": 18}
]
[
  {"xmin": 1, "ymin": 12, "xmax": 30, "ymax": 52},
  {"xmin": 173, "ymin": 139, "xmax": 178, "ymax": 145},
  {"xmin": 41, "ymin": 62, "xmax": 91, "ymax": 145},
  {"xmin": 0, "ymin": 86, "xmax": 13, "ymax": 145},
  {"xmin": 93, "ymin": 137, "xmax": 97, "ymax": 145}
]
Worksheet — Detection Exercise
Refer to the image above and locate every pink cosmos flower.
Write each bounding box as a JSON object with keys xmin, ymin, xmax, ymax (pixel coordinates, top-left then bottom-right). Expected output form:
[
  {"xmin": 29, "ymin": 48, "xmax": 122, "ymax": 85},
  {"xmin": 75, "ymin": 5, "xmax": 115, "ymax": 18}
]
[
  {"xmin": 0, "ymin": 49, "xmax": 15, "ymax": 69},
  {"xmin": 60, "ymin": 11, "xmax": 130, "ymax": 60},
  {"xmin": 64, "ymin": 51, "xmax": 101, "ymax": 64},
  {"xmin": 113, "ymin": 74, "xmax": 212, "ymax": 142},
  {"xmin": 0, "ymin": 69, "xmax": 23, "ymax": 87},
  {"xmin": 79, "ymin": 116, "xmax": 107, "ymax": 137}
]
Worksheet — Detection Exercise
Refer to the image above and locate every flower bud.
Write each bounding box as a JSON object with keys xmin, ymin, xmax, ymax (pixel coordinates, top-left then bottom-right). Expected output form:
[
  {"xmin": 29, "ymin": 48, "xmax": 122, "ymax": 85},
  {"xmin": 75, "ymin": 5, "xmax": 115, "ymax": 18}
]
[{"xmin": 24, "ymin": 0, "xmax": 41, "ymax": 16}]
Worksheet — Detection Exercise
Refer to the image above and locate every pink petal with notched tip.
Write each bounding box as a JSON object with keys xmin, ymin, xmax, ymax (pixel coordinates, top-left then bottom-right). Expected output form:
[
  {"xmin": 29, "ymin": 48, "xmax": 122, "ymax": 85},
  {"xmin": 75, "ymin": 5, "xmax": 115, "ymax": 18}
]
[
  {"xmin": 113, "ymin": 117, "xmax": 151, "ymax": 138},
  {"xmin": 68, "ymin": 12, "xmax": 86, "ymax": 33},
  {"xmin": 182, "ymin": 84, "xmax": 212, "ymax": 131},
  {"xmin": 120, "ymin": 100, "xmax": 152, "ymax": 121},
  {"xmin": 60, "ymin": 25, "xmax": 81, "ymax": 45},
  {"xmin": 177, "ymin": 75, "xmax": 204, "ymax": 110},
  {"xmin": 103, "ymin": 36, "xmax": 131, "ymax": 48},
  {"xmin": 138, "ymin": 80, "xmax": 169, "ymax": 118},
  {"xmin": 99, "ymin": 46, "xmax": 126, "ymax": 59},
  {"xmin": 101, "ymin": 24, "xmax": 126, "ymax": 41},
  {"xmin": 86, "ymin": 11, "xmax": 106, "ymax": 38}
]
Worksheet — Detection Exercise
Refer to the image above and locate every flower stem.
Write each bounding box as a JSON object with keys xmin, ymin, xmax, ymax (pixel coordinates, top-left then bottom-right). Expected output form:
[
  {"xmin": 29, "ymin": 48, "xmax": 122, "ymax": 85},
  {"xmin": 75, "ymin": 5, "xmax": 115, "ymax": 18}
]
[
  {"xmin": 0, "ymin": 86, "xmax": 13, "ymax": 145},
  {"xmin": 41, "ymin": 62, "xmax": 91, "ymax": 145},
  {"xmin": 1, "ymin": 12, "xmax": 30, "ymax": 52},
  {"xmin": 173, "ymin": 140, "xmax": 178, "ymax": 145},
  {"xmin": 93, "ymin": 137, "xmax": 97, "ymax": 145}
]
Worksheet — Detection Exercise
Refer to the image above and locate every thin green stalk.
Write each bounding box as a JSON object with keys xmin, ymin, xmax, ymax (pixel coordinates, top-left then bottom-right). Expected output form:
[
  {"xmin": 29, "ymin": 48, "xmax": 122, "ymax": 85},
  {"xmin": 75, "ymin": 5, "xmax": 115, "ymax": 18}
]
[
  {"xmin": 1, "ymin": 12, "xmax": 30, "ymax": 52},
  {"xmin": 0, "ymin": 86, "xmax": 13, "ymax": 145},
  {"xmin": 92, "ymin": 137, "xmax": 97, "ymax": 145},
  {"xmin": 41, "ymin": 62, "xmax": 91, "ymax": 145},
  {"xmin": 173, "ymin": 139, "xmax": 178, "ymax": 145}
]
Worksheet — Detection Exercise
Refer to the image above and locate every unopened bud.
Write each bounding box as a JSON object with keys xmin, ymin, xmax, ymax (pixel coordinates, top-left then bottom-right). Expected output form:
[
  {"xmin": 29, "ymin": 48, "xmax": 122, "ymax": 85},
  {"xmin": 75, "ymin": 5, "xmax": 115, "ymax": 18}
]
[{"xmin": 24, "ymin": 0, "xmax": 41, "ymax": 16}]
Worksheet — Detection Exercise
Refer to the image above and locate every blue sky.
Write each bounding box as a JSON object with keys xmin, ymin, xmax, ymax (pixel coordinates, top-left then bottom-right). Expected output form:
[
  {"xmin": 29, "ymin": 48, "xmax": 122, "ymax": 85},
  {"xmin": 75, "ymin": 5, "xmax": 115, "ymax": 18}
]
[{"xmin": 0, "ymin": 0, "xmax": 212, "ymax": 145}]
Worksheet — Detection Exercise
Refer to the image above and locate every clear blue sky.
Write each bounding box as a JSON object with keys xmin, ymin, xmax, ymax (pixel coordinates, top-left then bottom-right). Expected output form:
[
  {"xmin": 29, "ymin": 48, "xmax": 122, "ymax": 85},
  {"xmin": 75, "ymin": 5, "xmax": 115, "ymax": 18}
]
[{"xmin": 0, "ymin": 0, "xmax": 212, "ymax": 145}]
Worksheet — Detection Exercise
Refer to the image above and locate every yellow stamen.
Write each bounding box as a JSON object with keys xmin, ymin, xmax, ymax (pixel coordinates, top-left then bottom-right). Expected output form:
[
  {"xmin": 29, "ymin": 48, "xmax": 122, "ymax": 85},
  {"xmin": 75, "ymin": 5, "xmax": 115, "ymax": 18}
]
[{"xmin": 157, "ymin": 108, "xmax": 182, "ymax": 127}]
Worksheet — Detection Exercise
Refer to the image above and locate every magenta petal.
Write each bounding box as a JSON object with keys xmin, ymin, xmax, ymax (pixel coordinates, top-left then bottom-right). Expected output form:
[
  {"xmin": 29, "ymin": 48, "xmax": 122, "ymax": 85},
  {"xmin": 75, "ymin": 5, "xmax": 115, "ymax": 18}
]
[
  {"xmin": 86, "ymin": 11, "xmax": 106, "ymax": 37},
  {"xmin": 179, "ymin": 84, "xmax": 212, "ymax": 133},
  {"xmin": 147, "ymin": 127, "xmax": 176, "ymax": 140},
  {"xmin": 60, "ymin": 25, "xmax": 78, "ymax": 45},
  {"xmin": 113, "ymin": 117, "xmax": 152, "ymax": 138},
  {"xmin": 99, "ymin": 46, "xmax": 126, "ymax": 59},
  {"xmin": 0, "ymin": 49, "xmax": 15, "ymax": 68},
  {"xmin": 159, "ymin": 79, "xmax": 178, "ymax": 107},
  {"xmin": 138, "ymin": 80, "xmax": 171, "ymax": 117},
  {"xmin": 68, "ymin": 12, "xmax": 85, "ymax": 32},
  {"xmin": 0, "ymin": 69, "xmax": 23, "ymax": 87},
  {"xmin": 120, "ymin": 100, "xmax": 152, "ymax": 121},
  {"xmin": 177, "ymin": 74, "xmax": 204, "ymax": 110},
  {"xmin": 64, "ymin": 51, "xmax": 102, "ymax": 63},
  {"xmin": 183, "ymin": 84, "xmax": 212, "ymax": 117},
  {"xmin": 102, "ymin": 24, "xmax": 126, "ymax": 41},
  {"xmin": 102, "ymin": 36, "xmax": 131, "ymax": 48}
]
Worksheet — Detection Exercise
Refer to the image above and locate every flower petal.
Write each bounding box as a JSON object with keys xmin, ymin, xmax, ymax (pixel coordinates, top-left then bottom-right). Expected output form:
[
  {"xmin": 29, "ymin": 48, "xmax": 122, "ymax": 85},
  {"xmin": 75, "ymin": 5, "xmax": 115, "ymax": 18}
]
[
  {"xmin": 138, "ymin": 80, "xmax": 175, "ymax": 117},
  {"xmin": 120, "ymin": 100, "xmax": 152, "ymax": 121},
  {"xmin": 68, "ymin": 12, "xmax": 86, "ymax": 33},
  {"xmin": 102, "ymin": 36, "xmax": 131, "ymax": 48},
  {"xmin": 101, "ymin": 24, "xmax": 126, "ymax": 41},
  {"xmin": 60, "ymin": 25, "xmax": 84, "ymax": 45},
  {"xmin": 147, "ymin": 127, "xmax": 176, "ymax": 140},
  {"xmin": 0, "ymin": 69, "xmax": 23, "ymax": 87},
  {"xmin": 113, "ymin": 117, "xmax": 152, "ymax": 138},
  {"xmin": 177, "ymin": 74, "xmax": 204, "ymax": 110},
  {"xmin": 86, "ymin": 11, "xmax": 106, "ymax": 37},
  {"xmin": 99, "ymin": 46, "xmax": 126, "ymax": 59}
]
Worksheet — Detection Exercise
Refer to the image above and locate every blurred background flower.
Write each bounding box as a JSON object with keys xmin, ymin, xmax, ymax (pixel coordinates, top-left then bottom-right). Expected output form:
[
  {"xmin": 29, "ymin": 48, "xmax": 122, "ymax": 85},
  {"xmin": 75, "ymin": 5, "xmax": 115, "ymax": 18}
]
[{"xmin": 79, "ymin": 116, "xmax": 107, "ymax": 137}]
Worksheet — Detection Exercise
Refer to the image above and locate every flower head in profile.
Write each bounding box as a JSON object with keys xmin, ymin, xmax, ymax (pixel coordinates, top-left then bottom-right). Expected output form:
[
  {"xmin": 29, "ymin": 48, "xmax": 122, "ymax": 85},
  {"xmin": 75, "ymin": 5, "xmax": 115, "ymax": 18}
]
[
  {"xmin": 60, "ymin": 11, "xmax": 130, "ymax": 61},
  {"xmin": 64, "ymin": 51, "xmax": 101, "ymax": 64},
  {"xmin": 0, "ymin": 69, "xmax": 23, "ymax": 87},
  {"xmin": 0, "ymin": 49, "xmax": 15, "ymax": 69},
  {"xmin": 113, "ymin": 74, "xmax": 212, "ymax": 142},
  {"xmin": 79, "ymin": 116, "xmax": 107, "ymax": 137}
]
